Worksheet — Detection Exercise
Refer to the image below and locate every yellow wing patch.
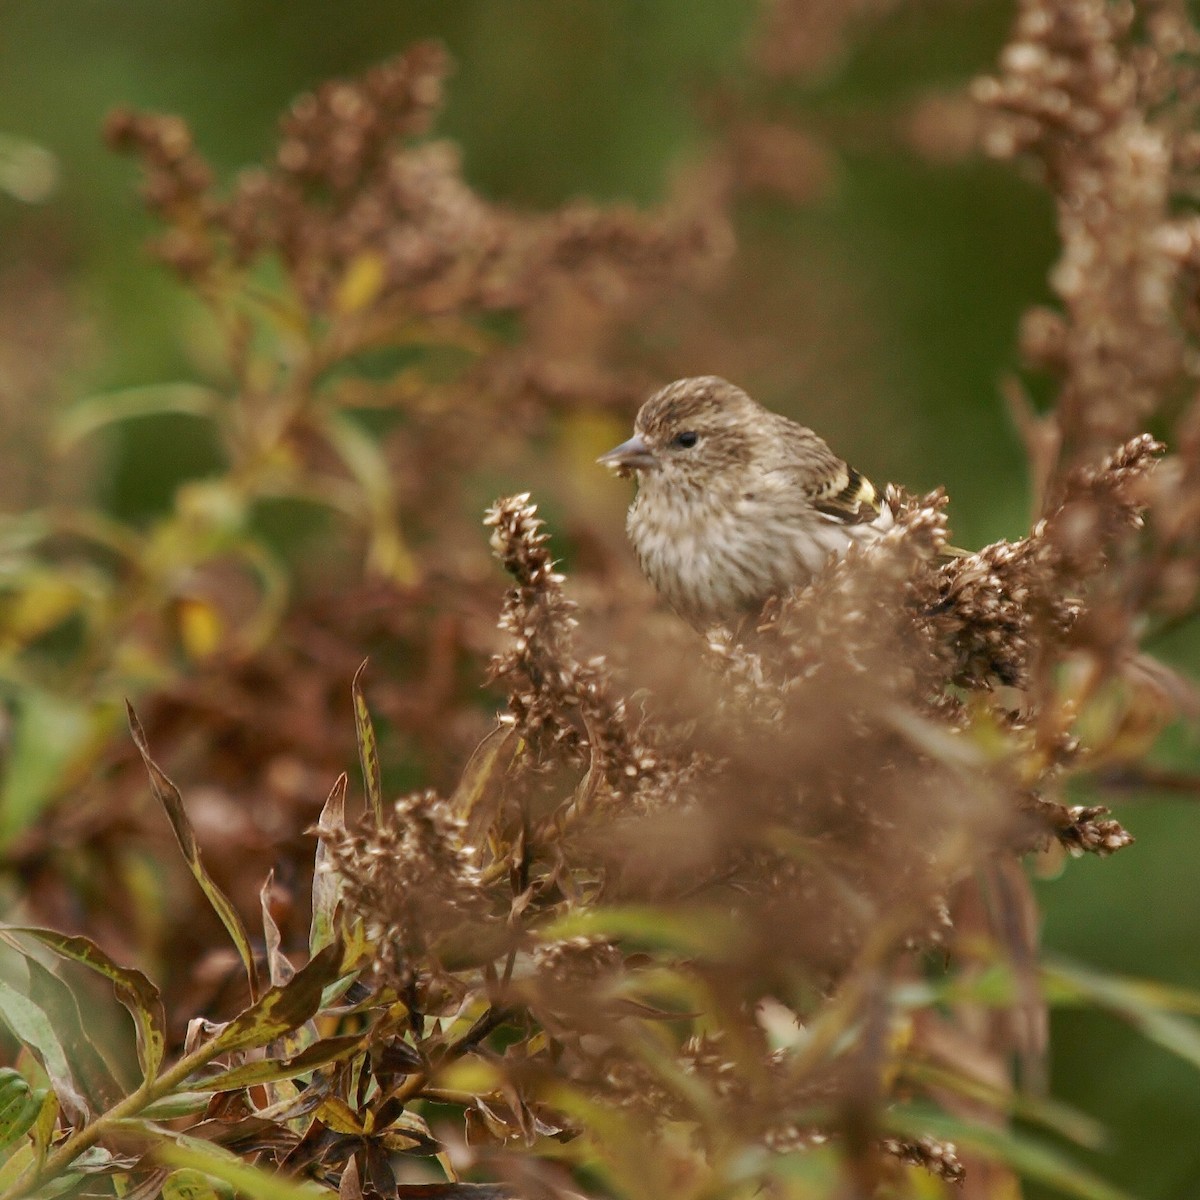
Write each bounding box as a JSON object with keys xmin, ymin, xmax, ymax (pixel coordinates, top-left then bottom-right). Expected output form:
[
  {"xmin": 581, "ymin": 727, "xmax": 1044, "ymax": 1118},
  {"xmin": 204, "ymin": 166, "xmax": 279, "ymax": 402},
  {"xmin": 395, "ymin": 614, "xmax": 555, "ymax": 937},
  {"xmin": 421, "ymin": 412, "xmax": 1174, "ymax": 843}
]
[{"xmin": 813, "ymin": 467, "xmax": 881, "ymax": 524}]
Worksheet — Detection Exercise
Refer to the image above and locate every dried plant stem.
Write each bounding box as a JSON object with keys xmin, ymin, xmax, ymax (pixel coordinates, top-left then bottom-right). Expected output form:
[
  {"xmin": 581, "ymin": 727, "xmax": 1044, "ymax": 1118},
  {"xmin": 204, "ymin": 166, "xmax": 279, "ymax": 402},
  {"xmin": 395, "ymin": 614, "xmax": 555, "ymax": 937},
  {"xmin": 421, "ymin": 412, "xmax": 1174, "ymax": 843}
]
[{"xmin": 388, "ymin": 1003, "xmax": 514, "ymax": 1109}]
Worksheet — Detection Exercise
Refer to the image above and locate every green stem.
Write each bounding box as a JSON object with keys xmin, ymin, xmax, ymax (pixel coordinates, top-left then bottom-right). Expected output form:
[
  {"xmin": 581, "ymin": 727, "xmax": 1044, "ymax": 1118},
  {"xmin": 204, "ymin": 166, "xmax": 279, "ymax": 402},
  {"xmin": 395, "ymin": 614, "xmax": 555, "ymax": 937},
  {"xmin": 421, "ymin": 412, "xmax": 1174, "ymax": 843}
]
[{"xmin": 3, "ymin": 1037, "xmax": 238, "ymax": 1200}]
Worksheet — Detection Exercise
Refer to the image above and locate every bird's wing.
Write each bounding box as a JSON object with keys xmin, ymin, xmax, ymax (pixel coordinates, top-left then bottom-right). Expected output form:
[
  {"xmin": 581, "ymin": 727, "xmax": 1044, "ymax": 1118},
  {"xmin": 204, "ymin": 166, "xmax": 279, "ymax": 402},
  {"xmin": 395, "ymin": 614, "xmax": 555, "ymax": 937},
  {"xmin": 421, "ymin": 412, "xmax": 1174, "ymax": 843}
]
[
  {"xmin": 809, "ymin": 464, "xmax": 884, "ymax": 525},
  {"xmin": 760, "ymin": 415, "xmax": 884, "ymax": 525}
]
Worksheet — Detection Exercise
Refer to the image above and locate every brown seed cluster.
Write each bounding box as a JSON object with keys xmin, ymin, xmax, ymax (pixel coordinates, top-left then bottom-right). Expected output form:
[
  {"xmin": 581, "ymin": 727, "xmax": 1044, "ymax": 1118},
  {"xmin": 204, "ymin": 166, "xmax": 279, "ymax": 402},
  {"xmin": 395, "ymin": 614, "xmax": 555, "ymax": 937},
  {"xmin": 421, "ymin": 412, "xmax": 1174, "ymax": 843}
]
[
  {"xmin": 317, "ymin": 789, "xmax": 490, "ymax": 986},
  {"xmin": 106, "ymin": 43, "xmax": 727, "ymax": 317},
  {"xmin": 451, "ymin": 449, "xmax": 1167, "ymax": 1186},
  {"xmin": 974, "ymin": 0, "xmax": 1200, "ymax": 462},
  {"xmin": 484, "ymin": 493, "xmax": 660, "ymax": 801},
  {"xmin": 37, "ymin": 7, "xmax": 1200, "ymax": 1197},
  {"xmin": 880, "ymin": 1136, "xmax": 966, "ymax": 1185},
  {"xmin": 935, "ymin": 434, "xmax": 1164, "ymax": 690}
]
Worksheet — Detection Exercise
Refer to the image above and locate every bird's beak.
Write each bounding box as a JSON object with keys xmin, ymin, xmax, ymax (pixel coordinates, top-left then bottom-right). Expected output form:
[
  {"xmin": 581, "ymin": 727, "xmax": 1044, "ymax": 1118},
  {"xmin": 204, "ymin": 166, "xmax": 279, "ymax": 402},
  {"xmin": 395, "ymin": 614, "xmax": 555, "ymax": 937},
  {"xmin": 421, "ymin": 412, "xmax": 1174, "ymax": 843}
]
[{"xmin": 597, "ymin": 432, "xmax": 657, "ymax": 473}]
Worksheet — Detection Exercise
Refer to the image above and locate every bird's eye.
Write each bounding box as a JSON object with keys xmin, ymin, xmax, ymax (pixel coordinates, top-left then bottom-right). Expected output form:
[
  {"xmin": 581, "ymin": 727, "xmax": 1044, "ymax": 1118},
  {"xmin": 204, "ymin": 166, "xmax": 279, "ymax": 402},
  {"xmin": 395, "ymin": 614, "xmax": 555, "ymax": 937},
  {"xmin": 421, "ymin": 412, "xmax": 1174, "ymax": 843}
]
[{"xmin": 673, "ymin": 431, "xmax": 699, "ymax": 449}]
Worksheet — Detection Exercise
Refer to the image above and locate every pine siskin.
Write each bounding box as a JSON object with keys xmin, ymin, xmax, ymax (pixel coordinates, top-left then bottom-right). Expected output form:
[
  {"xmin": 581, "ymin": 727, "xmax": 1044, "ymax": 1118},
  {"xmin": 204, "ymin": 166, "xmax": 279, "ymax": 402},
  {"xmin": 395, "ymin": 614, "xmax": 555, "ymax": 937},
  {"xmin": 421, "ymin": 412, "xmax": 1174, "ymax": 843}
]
[{"xmin": 598, "ymin": 376, "xmax": 895, "ymax": 625}]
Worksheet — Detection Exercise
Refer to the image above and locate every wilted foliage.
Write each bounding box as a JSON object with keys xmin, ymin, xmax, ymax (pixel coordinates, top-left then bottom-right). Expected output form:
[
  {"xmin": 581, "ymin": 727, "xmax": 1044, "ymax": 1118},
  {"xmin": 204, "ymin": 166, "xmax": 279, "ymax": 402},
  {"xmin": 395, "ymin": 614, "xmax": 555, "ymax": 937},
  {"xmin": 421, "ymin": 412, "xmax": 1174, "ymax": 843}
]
[
  {"xmin": 4, "ymin": 2, "xmax": 1200, "ymax": 1199},
  {"xmin": 0, "ymin": 38, "xmax": 728, "ymax": 1002}
]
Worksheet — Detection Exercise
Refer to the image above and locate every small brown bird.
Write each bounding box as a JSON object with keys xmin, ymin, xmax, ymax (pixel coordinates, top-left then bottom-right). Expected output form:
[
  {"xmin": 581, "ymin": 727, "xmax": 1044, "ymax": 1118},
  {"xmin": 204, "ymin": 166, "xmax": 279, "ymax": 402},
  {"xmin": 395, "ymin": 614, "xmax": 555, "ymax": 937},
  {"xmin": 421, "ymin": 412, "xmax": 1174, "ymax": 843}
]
[{"xmin": 598, "ymin": 376, "xmax": 894, "ymax": 625}]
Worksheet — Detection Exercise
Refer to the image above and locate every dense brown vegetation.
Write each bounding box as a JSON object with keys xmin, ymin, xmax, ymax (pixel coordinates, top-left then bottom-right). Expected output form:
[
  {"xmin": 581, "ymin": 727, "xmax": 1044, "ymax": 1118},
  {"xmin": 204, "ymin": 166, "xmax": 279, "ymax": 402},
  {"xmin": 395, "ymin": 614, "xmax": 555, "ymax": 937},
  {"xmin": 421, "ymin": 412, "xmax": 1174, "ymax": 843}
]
[{"xmin": 3, "ymin": 1, "xmax": 1200, "ymax": 1198}]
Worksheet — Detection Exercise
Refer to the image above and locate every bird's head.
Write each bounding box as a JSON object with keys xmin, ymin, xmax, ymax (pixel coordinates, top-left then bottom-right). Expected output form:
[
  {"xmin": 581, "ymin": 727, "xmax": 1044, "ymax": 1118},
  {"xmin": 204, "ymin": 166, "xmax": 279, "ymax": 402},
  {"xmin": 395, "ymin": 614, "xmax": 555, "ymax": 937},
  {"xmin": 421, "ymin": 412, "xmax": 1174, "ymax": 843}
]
[{"xmin": 597, "ymin": 376, "xmax": 759, "ymax": 489}]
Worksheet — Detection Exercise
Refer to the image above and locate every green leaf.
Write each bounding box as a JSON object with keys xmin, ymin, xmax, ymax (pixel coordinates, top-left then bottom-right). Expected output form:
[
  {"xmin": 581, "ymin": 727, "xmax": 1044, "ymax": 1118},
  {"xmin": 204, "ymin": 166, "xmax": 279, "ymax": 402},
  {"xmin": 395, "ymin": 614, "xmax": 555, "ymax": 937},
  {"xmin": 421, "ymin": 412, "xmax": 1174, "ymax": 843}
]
[
  {"xmin": 188, "ymin": 1033, "xmax": 366, "ymax": 1092},
  {"xmin": 126, "ymin": 703, "xmax": 260, "ymax": 1002},
  {"xmin": 540, "ymin": 904, "xmax": 740, "ymax": 958},
  {"xmin": 0, "ymin": 1142, "xmax": 34, "ymax": 1190},
  {"xmin": 0, "ymin": 979, "xmax": 88, "ymax": 1123},
  {"xmin": 352, "ymin": 663, "xmax": 384, "ymax": 823},
  {"xmin": 884, "ymin": 1106, "xmax": 1131, "ymax": 1200},
  {"xmin": 1045, "ymin": 957, "xmax": 1200, "ymax": 1071},
  {"xmin": 748, "ymin": 1142, "xmax": 845, "ymax": 1190},
  {"xmin": 1045, "ymin": 956, "xmax": 1200, "ymax": 1016},
  {"xmin": 309, "ymin": 773, "xmax": 347, "ymax": 956},
  {"xmin": 0, "ymin": 1070, "xmax": 42, "ymax": 1153},
  {"xmin": 56, "ymin": 384, "xmax": 221, "ymax": 451},
  {"xmin": 392, "ymin": 1185, "xmax": 514, "ymax": 1198},
  {"xmin": 201, "ymin": 943, "xmax": 344, "ymax": 1057},
  {"xmin": 139, "ymin": 1093, "xmax": 211, "ymax": 1120},
  {"xmin": 321, "ymin": 413, "xmax": 417, "ymax": 584},
  {"xmin": 0, "ymin": 689, "xmax": 92, "ymax": 850},
  {"xmin": 22, "ymin": 955, "xmax": 125, "ymax": 1111},
  {"xmin": 161, "ymin": 1166, "xmax": 234, "ymax": 1200},
  {"xmin": 153, "ymin": 1139, "xmax": 327, "ymax": 1200},
  {"xmin": 900, "ymin": 1058, "xmax": 1106, "ymax": 1150},
  {"xmin": 1, "ymin": 926, "xmax": 167, "ymax": 1082}
]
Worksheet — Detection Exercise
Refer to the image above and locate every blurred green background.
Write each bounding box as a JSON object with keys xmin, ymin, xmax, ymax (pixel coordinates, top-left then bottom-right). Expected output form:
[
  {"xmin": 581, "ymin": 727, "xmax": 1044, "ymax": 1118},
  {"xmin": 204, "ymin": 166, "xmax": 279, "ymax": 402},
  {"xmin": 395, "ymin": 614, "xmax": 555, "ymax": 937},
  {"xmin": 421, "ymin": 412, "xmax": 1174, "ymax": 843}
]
[{"xmin": 1, "ymin": 2, "xmax": 1197, "ymax": 1196}]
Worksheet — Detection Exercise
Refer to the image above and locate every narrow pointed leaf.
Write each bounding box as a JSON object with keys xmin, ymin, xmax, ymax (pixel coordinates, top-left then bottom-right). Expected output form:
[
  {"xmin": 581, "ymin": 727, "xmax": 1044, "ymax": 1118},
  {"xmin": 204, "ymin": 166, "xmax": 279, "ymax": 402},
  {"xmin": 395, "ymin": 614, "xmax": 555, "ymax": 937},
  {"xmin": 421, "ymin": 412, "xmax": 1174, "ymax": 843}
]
[
  {"xmin": 310, "ymin": 773, "xmax": 347, "ymax": 956},
  {"xmin": 1046, "ymin": 957, "xmax": 1200, "ymax": 1017},
  {"xmin": 126, "ymin": 703, "xmax": 259, "ymax": 1001},
  {"xmin": 393, "ymin": 1186, "xmax": 514, "ymax": 1198},
  {"xmin": 0, "ymin": 689, "xmax": 92, "ymax": 850},
  {"xmin": 540, "ymin": 904, "xmax": 739, "ymax": 958},
  {"xmin": 322, "ymin": 412, "xmax": 417, "ymax": 585},
  {"xmin": 260, "ymin": 872, "xmax": 294, "ymax": 989},
  {"xmin": 885, "ymin": 1106, "xmax": 1131, "ymax": 1200},
  {"xmin": 189, "ymin": 1034, "xmax": 366, "ymax": 1092},
  {"xmin": 0, "ymin": 1143, "xmax": 35, "ymax": 1192},
  {"xmin": 2, "ymin": 925, "xmax": 167, "ymax": 1081},
  {"xmin": 56, "ymin": 384, "xmax": 221, "ymax": 450},
  {"xmin": 153, "ymin": 1139, "xmax": 327, "ymax": 1200},
  {"xmin": 451, "ymin": 725, "xmax": 517, "ymax": 840},
  {"xmin": 201, "ymin": 943, "xmax": 343, "ymax": 1056},
  {"xmin": 140, "ymin": 1093, "xmax": 212, "ymax": 1120},
  {"xmin": 315, "ymin": 1096, "xmax": 363, "ymax": 1135},
  {"xmin": 1046, "ymin": 958, "xmax": 1200, "ymax": 1071},
  {"xmin": 31, "ymin": 1087, "xmax": 58, "ymax": 1168},
  {"xmin": 352, "ymin": 664, "xmax": 383, "ymax": 823}
]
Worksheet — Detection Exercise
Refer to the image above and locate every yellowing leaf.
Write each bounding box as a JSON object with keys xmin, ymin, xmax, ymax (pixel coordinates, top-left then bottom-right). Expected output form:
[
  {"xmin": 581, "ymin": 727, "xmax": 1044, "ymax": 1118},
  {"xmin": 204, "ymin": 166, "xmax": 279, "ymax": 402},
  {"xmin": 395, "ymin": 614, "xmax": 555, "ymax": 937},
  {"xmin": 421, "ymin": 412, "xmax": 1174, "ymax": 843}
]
[
  {"xmin": 435, "ymin": 1058, "xmax": 504, "ymax": 1095},
  {"xmin": 334, "ymin": 252, "xmax": 386, "ymax": 314},
  {"xmin": 162, "ymin": 1167, "xmax": 232, "ymax": 1200},
  {"xmin": 352, "ymin": 663, "xmax": 384, "ymax": 824},
  {"xmin": 321, "ymin": 413, "xmax": 419, "ymax": 586},
  {"xmin": 176, "ymin": 598, "xmax": 224, "ymax": 661},
  {"xmin": 189, "ymin": 1033, "xmax": 365, "ymax": 1092},
  {"xmin": 0, "ymin": 574, "xmax": 83, "ymax": 651},
  {"xmin": 315, "ymin": 1095, "xmax": 363, "ymax": 1135},
  {"xmin": 452, "ymin": 725, "xmax": 517, "ymax": 840},
  {"xmin": 365, "ymin": 523, "xmax": 419, "ymax": 587},
  {"xmin": 203, "ymin": 942, "xmax": 342, "ymax": 1056}
]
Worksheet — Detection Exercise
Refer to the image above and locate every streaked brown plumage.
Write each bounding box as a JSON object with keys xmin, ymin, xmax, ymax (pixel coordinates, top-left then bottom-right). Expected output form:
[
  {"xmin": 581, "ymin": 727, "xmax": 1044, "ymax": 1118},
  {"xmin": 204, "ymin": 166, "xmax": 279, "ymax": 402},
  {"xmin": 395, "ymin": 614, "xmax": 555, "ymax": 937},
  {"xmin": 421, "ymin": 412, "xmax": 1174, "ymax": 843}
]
[{"xmin": 598, "ymin": 376, "xmax": 894, "ymax": 624}]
